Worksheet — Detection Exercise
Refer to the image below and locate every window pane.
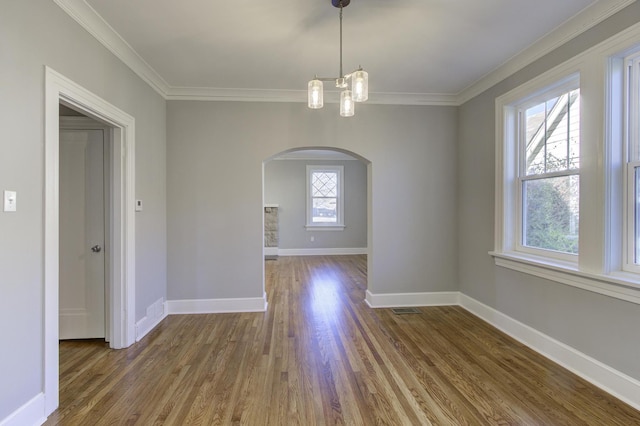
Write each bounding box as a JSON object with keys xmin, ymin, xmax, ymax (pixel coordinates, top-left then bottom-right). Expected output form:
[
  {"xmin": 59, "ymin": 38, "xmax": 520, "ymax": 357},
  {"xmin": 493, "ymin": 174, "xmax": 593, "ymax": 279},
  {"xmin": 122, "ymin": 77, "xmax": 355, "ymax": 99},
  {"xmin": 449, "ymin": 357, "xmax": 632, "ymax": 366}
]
[
  {"xmin": 525, "ymin": 89, "xmax": 580, "ymax": 175},
  {"xmin": 312, "ymin": 198, "xmax": 337, "ymax": 223},
  {"xmin": 523, "ymin": 175, "xmax": 579, "ymax": 254},
  {"xmin": 312, "ymin": 172, "xmax": 337, "ymax": 197},
  {"xmin": 635, "ymin": 167, "xmax": 640, "ymax": 264}
]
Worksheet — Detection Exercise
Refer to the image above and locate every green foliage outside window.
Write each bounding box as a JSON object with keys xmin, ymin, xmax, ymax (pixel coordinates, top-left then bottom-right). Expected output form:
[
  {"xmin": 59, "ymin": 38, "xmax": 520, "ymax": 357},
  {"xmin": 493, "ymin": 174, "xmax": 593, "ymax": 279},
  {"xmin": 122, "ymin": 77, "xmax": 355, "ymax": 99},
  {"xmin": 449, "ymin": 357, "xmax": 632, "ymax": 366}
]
[{"xmin": 524, "ymin": 179, "xmax": 579, "ymax": 254}]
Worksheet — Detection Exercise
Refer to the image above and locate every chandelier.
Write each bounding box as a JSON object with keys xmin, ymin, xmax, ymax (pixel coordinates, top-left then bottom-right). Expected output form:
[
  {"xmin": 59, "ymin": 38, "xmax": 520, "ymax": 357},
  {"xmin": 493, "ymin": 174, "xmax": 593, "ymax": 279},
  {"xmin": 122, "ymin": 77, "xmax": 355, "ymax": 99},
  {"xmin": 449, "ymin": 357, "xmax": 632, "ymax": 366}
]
[{"xmin": 307, "ymin": 0, "xmax": 368, "ymax": 117}]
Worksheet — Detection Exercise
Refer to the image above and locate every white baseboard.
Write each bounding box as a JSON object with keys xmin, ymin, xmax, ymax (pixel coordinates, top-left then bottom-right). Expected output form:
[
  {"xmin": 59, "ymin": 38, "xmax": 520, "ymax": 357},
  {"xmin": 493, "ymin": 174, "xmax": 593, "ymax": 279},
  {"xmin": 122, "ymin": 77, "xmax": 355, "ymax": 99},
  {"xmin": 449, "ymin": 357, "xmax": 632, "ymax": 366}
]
[
  {"xmin": 135, "ymin": 297, "xmax": 168, "ymax": 342},
  {"xmin": 0, "ymin": 393, "xmax": 46, "ymax": 426},
  {"xmin": 166, "ymin": 293, "xmax": 268, "ymax": 314},
  {"xmin": 365, "ymin": 290, "xmax": 459, "ymax": 308},
  {"xmin": 278, "ymin": 247, "xmax": 367, "ymax": 256},
  {"xmin": 458, "ymin": 293, "xmax": 640, "ymax": 411},
  {"xmin": 264, "ymin": 247, "xmax": 278, "ymax": 256}
]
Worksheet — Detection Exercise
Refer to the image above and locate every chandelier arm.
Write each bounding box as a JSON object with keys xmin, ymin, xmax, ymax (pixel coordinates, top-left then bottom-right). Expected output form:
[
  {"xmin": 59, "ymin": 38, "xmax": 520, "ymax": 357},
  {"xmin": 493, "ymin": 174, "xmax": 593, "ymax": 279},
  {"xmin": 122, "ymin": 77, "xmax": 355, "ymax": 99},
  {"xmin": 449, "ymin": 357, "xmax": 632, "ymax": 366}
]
[{"xmin": 308, "ymin": 0, "xmax": 365, "ymax": 116}]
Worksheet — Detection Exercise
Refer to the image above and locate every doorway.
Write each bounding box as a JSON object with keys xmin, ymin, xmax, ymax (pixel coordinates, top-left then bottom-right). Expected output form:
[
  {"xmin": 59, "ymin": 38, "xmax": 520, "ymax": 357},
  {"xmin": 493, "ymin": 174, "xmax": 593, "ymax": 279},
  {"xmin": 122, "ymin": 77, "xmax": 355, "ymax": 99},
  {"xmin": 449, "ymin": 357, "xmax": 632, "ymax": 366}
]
[
  {"xmin": 44, "ymin": 67, "xmax": 137, "ymax": 416},
  {"xmin": 262, "ymin": 147, "xmax": 372, "ymax": 300}
]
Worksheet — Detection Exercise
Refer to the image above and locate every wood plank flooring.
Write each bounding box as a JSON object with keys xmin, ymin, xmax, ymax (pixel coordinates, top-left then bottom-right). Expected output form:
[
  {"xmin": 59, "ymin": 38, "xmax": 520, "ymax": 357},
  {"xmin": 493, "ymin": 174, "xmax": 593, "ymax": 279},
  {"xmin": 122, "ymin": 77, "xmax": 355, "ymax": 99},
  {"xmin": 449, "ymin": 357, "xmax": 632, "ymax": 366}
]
[{"xmin": 45, "ymin": 255, "xmax": 640, "ymax": 425}]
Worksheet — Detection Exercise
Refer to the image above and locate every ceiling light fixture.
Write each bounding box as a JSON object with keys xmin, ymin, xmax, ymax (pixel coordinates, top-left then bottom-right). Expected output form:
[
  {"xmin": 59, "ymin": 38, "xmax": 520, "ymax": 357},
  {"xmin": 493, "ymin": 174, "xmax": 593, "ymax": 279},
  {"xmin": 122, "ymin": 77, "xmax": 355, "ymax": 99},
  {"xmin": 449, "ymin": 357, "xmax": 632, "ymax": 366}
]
[{"xmin": 308, "ymin": 0, "xmax": 368, "ymax": 117}]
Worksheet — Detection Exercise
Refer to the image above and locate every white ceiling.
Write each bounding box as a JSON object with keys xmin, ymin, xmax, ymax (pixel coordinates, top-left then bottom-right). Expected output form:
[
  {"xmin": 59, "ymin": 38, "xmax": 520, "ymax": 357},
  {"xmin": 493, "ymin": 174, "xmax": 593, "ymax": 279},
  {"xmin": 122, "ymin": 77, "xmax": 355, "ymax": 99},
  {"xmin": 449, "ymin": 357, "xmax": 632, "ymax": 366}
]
[{"xmin": 59, "ymin": 0, "xmax": 633, "ymax": 104}]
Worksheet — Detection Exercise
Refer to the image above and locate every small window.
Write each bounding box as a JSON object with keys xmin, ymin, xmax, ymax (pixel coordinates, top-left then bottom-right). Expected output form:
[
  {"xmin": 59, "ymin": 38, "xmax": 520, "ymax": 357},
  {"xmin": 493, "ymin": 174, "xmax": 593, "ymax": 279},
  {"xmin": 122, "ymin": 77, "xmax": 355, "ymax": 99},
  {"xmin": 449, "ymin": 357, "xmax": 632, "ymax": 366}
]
[{"xmin": 306, "ymin": 165, "xmax": 344, "ymax": 229}]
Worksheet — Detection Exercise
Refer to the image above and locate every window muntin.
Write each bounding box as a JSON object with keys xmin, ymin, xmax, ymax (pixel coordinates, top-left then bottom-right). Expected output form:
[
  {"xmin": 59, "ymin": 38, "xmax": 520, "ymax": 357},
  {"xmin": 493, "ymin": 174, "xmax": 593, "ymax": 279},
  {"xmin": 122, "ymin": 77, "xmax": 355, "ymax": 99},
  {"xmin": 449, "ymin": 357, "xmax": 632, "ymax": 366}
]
[
  {"xmin": 306, "ymin": 165, "xmax": 344, "ymax": 229},
  {"xmin": 516, "ymin": 84, "xmax": 580, "ymax": 258}
]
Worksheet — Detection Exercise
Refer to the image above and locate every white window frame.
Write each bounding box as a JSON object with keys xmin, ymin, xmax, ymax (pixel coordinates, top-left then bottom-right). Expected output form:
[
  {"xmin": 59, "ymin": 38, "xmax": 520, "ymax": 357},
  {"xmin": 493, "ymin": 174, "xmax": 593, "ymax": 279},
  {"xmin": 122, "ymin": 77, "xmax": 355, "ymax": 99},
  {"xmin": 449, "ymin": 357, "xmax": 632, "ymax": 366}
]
[
  {"xmin": 498, "ymin": 73, "xmax": 581, "ymax": 264},
  {"xmin": 491, "ymin": 23, "xmax": 640, "ymax": 307},
  {"xmin": 623, "ymin": 52, "xmax": 640, "ymax": 273},
  {"xmin": 306, "ymin": 165, "xmax": 345, "ymax": 231}
]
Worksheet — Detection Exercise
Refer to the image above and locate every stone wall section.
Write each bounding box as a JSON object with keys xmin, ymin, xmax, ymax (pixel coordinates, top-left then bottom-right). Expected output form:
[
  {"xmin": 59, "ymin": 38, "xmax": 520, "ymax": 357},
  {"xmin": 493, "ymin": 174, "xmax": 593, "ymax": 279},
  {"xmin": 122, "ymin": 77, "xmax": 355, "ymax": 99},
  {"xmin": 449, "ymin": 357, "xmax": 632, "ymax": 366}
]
[{"xmin": 264, "ymin": 206, "xmax": 279, "ymax": 248}]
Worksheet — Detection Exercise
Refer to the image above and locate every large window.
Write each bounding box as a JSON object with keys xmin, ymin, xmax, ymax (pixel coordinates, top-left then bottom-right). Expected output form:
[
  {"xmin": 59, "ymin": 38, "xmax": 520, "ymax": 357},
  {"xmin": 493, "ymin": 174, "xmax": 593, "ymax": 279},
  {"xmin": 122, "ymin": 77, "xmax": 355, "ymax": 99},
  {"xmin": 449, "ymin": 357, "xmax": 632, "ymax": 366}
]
[
  {"xmin": 306, "ymin": 165, "xmax": 344, "ymax": 229},
  {"xmin": 497, "ymin": 75, "xmax": 581, "ymax": 262},
  {"xmin": 492, "ymin": 28, "xmax": 640, "ymax": 305}
]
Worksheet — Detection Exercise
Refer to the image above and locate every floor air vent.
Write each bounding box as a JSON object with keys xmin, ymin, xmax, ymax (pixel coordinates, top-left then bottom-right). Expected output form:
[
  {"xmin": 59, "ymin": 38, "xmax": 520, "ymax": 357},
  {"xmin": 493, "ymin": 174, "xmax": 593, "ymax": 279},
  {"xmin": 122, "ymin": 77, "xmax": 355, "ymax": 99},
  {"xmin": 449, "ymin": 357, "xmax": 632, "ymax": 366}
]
[{"xmin": 391, "ymin": 307, "xmax": 420, "ymax": 315}]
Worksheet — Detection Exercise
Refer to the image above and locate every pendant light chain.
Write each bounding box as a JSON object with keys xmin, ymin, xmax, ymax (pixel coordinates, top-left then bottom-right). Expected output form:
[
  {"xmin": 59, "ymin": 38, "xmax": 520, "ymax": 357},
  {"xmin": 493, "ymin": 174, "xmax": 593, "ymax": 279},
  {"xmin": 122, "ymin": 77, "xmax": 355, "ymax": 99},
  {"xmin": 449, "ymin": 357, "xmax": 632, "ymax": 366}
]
[{"xmin": 339, "ymin": 2, "xmax": 343, "ymax": 79}]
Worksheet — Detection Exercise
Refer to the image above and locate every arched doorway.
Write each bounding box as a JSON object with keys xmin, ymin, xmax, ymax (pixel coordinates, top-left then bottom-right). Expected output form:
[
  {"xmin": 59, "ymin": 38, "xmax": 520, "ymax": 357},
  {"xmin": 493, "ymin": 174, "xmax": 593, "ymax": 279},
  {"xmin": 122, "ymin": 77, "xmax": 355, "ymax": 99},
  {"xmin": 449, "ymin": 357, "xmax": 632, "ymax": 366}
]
[{"xmin": 262, "ymin": 147, "xmax": 372, "ymax": 301}]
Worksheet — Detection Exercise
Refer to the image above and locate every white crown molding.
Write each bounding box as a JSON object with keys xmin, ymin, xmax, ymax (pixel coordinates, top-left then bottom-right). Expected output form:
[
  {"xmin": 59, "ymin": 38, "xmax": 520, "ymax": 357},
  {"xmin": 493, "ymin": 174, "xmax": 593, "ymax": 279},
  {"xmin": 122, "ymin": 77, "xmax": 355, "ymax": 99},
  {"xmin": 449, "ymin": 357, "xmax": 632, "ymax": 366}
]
[
  {"xmin": 55, "ymin": 0, "xmax": 634, "ymax": 106},
  {"xmin": 165, "ymin": 87, "xmax": 306, "ymax": 103},
  {"xmin": 456, "ymin": 0, "xmax": 636, "ymax": 105},
  {"xmin": 166, "ymin": 87, "xmax": 458, "ymax": 106},
  {"xmin": 53, "ymin": 0, "xmax": 170, "ymax": 98}
]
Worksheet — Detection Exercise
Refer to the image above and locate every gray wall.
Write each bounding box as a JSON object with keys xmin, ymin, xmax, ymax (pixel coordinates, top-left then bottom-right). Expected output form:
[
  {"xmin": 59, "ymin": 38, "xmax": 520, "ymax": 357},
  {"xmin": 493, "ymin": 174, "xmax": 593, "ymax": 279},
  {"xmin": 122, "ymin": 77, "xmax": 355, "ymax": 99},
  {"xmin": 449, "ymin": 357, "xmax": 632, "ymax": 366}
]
[
  {"xmin": 167, "ymin": 101, "xmax": 459, "ymax": 300},
  {"xmin": 0, "ymin": 0, "xmax": 167, "ymax": 419},
  {"xmin": 458, "ymin": 2, "xmax": 640, "ymax": 381},
  {"xmin": 264, "ymin": 159, "xmax": 368, "ymax": 250},
  {"xmin": 9, "ymin": 0, "xmax": 640, "ymax": 421}
]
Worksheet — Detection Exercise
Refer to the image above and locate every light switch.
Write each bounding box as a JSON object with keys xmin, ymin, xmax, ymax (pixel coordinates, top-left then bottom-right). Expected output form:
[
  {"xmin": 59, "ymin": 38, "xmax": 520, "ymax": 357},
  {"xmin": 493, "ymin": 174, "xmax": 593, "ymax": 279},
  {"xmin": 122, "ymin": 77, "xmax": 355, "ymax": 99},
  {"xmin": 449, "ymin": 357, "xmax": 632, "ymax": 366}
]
[
  {"xmin": 4, "ymin": 190, "xmax": 17, "ymax": 212},
  {"xmin": 135, "ymin": 199, "xmax": 143, "ymax": 212}
]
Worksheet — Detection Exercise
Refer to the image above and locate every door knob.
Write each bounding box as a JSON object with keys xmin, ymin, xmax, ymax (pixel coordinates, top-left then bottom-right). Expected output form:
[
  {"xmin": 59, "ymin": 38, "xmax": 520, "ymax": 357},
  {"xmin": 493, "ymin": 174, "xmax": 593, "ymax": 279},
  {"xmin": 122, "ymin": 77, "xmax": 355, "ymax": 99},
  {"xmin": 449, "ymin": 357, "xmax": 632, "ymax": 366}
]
[{"xmin": 91, "ymin": 245, "xmax": 102, "ymax": 253}]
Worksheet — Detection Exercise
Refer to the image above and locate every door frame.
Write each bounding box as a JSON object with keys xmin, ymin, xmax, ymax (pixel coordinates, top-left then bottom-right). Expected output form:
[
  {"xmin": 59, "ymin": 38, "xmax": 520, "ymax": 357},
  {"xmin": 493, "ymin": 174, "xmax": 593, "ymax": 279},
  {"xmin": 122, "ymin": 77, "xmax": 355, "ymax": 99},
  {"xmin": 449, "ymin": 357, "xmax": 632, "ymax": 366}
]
[{"xmin": 44, "ymin": 67, "xmax": 136, "ymax": 416}]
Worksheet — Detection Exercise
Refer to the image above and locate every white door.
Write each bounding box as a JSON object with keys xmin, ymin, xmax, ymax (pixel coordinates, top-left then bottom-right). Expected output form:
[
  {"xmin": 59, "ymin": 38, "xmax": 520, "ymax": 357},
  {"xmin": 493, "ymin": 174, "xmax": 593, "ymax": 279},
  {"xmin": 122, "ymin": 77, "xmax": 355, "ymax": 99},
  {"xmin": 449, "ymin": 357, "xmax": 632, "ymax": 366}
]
[{"xmin": 59, "ymin": 129, "xmax": 106, "ymax": 339}]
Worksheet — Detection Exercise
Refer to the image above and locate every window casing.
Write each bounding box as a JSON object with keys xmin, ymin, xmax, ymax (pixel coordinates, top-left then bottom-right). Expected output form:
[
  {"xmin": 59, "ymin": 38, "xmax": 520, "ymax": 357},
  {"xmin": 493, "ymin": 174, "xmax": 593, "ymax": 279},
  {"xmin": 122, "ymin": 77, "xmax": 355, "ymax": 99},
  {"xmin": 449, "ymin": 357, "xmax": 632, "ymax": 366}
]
[
  {"xmin": 306, "ymin": 165, "xmax": 345, "ymax": 230},
  {"xmin": 492, "ymin": 27, "xmax": 640, "ymax": 306},
  {"xmin": 508, "ymin": 76, "xmax": 581, "ymax": 262}
]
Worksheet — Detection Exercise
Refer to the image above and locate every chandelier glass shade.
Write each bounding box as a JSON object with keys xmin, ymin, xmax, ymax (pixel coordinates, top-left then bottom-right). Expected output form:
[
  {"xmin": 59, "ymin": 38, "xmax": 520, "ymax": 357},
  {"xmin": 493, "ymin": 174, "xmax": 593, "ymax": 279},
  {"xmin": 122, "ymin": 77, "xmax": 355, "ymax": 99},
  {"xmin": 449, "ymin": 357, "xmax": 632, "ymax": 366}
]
[{"xmin": 307, "ymin": 0, "xmax": 368, "ymax": 117}]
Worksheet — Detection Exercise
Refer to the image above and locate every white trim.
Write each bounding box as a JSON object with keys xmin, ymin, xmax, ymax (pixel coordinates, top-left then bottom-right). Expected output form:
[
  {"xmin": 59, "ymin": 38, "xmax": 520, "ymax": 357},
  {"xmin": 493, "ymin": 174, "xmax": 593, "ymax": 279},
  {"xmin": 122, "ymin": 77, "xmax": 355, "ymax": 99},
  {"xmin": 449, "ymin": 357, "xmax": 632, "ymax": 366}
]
[
  {"xmin": 307, "ymin": 165, "xmax": 344, "ymax": 228},
  {"xmin": 264, "ymin": 247, "xmax": 279, "ymax": 256},
  {"xmin": 135, "ymin": 298, "xmax": 167, "ymax": 342},
  {"xmin": 278, "ymin": 248, "xmax": 367, "ymax": 256},
  {"xmin": 166, "ymin": 294, "xmax": 268, "ymax": 314},
  {"xmin": 456, "ymin": 0, "xmax": 635, "ymax": 104},
  {"xmin": 53, "ymin": 0, "xmax": 633, "ymax": 106},
  {"xmin": 45, "ymin": 67, "xmax": 136, "ymax": 416},
  {"xmin": 364, "ymin": 290, "xmax": 459, "ymax": 308},
  {"xmin": 0, "ymin": 393, "xmax": 45, "ymax": 426},
  {"xmin": 304, "ymin": 225, "xmax": 346, "ymax": 231},
  {"xmin": 166, "ymin": 87, "xmax": 459, "ymax": 106},
  {"xmin": 493, "ymin": 22, "xmax": 640, "ymax": 306},
  {"xmin": 53, "ymin": 0, "xmax": 169, "ymax": 98},
  {"xmin": 491, "ymin": 252, "xmax": 640, "ymax": 305},
  {"xmin": 459, "ymin": 293, "xmax": 640, "ymax": 411},
  {"xmin": 363, "ymin": 290, "xmax": 640, "ymax": 410}
]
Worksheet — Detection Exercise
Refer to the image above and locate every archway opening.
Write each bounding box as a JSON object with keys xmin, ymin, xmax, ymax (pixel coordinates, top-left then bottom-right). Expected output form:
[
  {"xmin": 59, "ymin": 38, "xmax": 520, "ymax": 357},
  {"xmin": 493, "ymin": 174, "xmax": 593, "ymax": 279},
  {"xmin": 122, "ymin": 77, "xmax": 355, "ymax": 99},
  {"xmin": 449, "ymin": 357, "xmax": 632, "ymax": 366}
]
[{"xmin": 261, "ymin": 147, "xmax": 372, "ymax": 302}]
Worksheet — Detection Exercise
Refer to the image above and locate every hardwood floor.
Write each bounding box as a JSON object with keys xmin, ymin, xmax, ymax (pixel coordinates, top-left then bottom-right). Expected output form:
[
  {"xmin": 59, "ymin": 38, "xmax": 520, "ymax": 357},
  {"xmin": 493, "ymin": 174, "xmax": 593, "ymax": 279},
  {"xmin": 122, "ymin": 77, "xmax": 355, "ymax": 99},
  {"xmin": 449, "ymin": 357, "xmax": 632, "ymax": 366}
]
[{"xmin": 45, "ymin": 255, "xmax": 640, "ymax": 425}]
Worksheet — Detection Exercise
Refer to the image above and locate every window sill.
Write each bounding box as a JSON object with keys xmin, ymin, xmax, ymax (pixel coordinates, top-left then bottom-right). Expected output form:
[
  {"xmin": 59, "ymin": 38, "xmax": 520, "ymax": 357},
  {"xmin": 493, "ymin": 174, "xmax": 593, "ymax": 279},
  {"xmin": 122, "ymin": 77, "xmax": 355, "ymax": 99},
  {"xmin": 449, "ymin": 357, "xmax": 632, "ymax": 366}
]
[
  {"xmin": 305, "ymin": 225, "xmax": 345, "ymax": 231},
  {"xmin": 489, "ymin": 251, "xmax": 640, "ymax": 305}
]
